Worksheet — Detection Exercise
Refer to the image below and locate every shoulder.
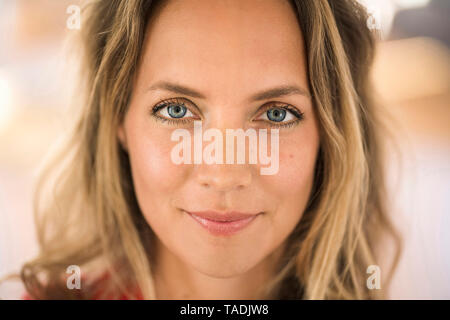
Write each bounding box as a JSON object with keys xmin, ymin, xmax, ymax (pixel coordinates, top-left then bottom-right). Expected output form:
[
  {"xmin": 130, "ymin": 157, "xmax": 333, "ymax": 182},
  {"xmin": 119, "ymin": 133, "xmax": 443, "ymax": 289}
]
[{"xmin": 21, "ymin": 270, "xmax": 143, "ymax": 300}]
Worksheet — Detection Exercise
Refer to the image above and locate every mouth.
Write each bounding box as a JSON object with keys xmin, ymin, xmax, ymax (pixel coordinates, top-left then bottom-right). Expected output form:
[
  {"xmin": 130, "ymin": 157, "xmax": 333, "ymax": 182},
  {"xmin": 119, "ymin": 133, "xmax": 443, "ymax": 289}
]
[{"xmin": 183, "ymin": 210, "xmax": 262, "ymax": 236}]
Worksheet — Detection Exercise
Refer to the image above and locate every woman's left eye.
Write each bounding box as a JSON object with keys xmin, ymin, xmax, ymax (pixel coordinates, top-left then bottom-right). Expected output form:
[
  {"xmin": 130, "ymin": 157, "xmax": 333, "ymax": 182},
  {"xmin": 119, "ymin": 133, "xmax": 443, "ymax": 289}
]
[{"xmin": 256, "ymin": 107, "xmax": 299, "ymax": 124}]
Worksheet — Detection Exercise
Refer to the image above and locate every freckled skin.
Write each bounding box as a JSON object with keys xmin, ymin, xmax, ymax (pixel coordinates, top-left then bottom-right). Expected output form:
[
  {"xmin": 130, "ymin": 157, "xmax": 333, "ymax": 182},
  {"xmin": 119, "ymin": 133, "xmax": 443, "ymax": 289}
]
[{"xmin": 117, "ymin": 0, "xmax": 320, "ymax": 296}]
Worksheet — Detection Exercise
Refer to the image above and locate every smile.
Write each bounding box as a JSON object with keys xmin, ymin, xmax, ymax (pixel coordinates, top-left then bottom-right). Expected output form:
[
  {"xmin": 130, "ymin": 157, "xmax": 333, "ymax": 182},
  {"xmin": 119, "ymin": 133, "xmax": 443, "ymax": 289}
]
[{"xmin": 184, "ymin": 210, "xmax": 261, "ymax": 236}]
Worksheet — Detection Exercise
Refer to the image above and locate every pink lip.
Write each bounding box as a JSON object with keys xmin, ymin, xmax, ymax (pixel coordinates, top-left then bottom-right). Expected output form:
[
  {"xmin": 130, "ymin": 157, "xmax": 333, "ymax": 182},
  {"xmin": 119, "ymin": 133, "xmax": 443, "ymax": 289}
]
[{"xmin": 184, "ymin": 210, "xmax": 261, "ymax": 236}]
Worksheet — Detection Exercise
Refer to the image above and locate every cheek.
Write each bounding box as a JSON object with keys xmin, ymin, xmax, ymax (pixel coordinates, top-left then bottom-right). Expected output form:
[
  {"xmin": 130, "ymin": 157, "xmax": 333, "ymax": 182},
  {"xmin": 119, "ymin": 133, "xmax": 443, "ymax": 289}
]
[
  {"xmin": 279, "ymin": 137, "xmax": 318, "ymax": 194},
  {"xmin": 125, "ymin": 118, "xmax": 190, "ymax": 223},
  {"xmin": 280, "ymin": 145, "xmax": 317, "ymax": 205},
  {"xmin": 129, "ymin": 131, "xmax": 181, "ymax": 192},
  {"xmin": 262, "ymin": 127, "xmax": 320, "ymax": 231}
]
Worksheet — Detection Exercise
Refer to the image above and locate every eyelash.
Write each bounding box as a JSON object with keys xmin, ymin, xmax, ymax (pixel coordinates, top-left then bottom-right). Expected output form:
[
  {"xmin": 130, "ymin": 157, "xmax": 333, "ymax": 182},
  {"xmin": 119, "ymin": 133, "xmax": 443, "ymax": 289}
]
[{"xmin": 151, "ymin": 97, "xmax": 304, "ymax": 128}]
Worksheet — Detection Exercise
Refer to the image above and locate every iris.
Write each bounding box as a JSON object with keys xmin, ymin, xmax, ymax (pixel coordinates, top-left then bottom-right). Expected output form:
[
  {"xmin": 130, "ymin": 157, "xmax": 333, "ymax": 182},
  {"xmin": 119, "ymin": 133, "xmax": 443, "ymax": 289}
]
[
  {"xmin": 266, "ymin": 108, "xmax": 286, "ymax": 122},
  {"xmin": 167, "ymin": 104, "xmax": 187, "ymax": 118}
]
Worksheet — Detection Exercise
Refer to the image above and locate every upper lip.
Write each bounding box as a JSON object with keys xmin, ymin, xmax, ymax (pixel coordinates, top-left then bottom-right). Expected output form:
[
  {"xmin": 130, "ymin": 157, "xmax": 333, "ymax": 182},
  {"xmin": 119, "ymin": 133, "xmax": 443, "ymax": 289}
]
[{"xmin": 184, "ymin": 210, "xmax": 261, "ymax": 222}]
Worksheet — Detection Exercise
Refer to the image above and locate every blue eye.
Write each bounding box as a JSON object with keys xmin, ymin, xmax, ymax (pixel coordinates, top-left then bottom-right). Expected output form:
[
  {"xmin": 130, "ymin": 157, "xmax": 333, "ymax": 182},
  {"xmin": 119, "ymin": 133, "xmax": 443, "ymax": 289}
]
[
  {"xmin": 167, "ymin": 104, "xmax": 187, "ymax": 118},
  {"xmin": 153, "ymin": 101, "xmax": 196, "ymax": 121},
  {"xmin": 266, "ymin": 108, "xmax": 287, "ymax": 122},
  {"xmin": 258, "ymin": 107, "xmax": 297, "ymax": 123},
  {"xmin": 255, "ymin": 104, "xmax": 304, "ymax": 128}
]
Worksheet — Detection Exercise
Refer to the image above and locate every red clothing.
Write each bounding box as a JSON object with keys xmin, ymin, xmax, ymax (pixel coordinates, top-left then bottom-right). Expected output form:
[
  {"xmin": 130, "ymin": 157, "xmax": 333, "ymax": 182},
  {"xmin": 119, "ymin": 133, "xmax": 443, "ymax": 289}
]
[{"xmin": 21, "ymin": 272, "xmax": 143, "ymax": 300}]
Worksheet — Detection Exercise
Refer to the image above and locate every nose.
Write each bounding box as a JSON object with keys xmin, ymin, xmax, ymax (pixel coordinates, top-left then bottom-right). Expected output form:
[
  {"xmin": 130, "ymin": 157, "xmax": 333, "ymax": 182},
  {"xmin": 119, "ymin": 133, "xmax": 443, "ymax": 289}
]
[
  {"xmin": 194, "ymin": 163, "xmax": 253, "ymax": 192},
  {"xmin": 192, "ymin": 109, "xmax": 255, "ymax": 192}
]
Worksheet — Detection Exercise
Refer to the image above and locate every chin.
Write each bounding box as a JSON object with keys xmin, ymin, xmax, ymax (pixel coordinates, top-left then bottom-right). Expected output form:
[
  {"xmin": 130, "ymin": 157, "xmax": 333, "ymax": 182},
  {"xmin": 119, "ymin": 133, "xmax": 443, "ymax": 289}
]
[
  {"xmin": 191, "ymin": 260, "xmax": 257, "ymax": 279},
  {"xmin": 180, "ymin": 246, "xmax": 263, "ymax": 279}
]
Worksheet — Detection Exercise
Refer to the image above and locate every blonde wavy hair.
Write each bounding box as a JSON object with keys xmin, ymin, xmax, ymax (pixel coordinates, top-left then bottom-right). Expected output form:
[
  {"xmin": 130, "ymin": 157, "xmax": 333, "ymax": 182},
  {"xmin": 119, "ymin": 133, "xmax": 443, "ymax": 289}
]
[{"xmin": 9, "ymin": 0, "xmax": 401, "ymax": 299}]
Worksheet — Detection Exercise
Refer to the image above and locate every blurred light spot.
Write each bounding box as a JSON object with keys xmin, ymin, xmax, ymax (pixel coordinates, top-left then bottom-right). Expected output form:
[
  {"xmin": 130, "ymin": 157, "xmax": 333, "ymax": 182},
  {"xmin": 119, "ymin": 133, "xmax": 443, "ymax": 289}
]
[
  {"xmin": 358, "ymin": 0, "xmax": 433, "ymax": 39},
  {"xmin": 395, "ymin": 0, "xmax": 431, "ymax": 9},
  {"xmin": 0, "ymin": 71, "xmax": 14, "ymax": 131},
  {"xmin": 358, "ymin": 0, "xmax": 397, "ymax": 38}
]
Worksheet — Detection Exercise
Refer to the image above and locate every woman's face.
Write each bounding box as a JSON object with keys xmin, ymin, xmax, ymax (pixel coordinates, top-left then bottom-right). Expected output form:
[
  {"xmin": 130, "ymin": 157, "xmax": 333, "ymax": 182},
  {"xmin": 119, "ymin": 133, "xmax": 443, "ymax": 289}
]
[{"xmin": 118, "ymin": 0, "xmax": 320, "ymax": 277}]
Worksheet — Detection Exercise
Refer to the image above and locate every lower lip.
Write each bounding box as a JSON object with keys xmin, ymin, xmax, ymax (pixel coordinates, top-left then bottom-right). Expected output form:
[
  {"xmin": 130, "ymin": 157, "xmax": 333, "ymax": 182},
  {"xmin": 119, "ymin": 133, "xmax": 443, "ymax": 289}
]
[{"xmin": 186, "ymin": 212, "xmax": 259, "ymax": 236}]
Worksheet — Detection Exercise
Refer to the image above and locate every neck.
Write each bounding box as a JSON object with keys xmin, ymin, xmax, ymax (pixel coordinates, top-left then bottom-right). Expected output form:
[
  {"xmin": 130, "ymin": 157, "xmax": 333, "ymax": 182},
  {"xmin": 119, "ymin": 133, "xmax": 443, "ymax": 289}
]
[{"xmin": 152, "ymin": 238, "xmax": 285, "ymax": 300}]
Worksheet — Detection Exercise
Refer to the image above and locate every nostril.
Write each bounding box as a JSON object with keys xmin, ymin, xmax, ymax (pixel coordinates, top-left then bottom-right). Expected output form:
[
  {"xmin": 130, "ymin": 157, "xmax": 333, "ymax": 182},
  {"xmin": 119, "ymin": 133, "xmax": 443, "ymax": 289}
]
[{"xmin": 195, "ymin": 163, "xmax": 253, "ymax": 192}]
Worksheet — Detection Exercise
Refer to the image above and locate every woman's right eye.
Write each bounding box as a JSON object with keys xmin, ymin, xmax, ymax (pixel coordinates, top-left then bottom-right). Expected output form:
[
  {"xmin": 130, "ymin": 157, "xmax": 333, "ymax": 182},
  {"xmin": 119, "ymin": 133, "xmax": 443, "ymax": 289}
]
[
  {"xmin": 160, "ymin": 104, "xmax": 193, "ymax": 118},
  {"xmin": 152, "ymin": 99, "xmax": 199, "ymax": 123}
]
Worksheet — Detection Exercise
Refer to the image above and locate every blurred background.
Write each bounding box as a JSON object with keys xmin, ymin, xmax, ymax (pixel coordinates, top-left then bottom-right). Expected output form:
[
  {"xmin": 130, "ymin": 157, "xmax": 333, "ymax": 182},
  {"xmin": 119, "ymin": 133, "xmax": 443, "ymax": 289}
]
[{"xmin": 0, "ymin": 0, "xmax": 448, "ymax": 299}]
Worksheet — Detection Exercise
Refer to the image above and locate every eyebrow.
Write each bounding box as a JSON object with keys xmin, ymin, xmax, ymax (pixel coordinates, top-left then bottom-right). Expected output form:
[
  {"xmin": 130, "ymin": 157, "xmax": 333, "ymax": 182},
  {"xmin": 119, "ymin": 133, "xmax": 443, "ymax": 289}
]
[
  {"xmin": 147, "ymin": 81, "xmax": 311, "ymax": 102},
  {"xmin": 249, "ymin": 85, "xmax": 311, "ymax": 101}
]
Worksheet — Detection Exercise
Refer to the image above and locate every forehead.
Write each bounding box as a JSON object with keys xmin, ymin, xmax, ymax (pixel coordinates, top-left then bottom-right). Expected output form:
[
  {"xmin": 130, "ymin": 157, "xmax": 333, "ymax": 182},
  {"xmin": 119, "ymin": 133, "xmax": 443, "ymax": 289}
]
[{"xmin": 137, "ymin": 0, "xmax": 308, "ymax": 100}]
